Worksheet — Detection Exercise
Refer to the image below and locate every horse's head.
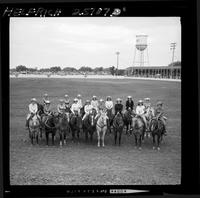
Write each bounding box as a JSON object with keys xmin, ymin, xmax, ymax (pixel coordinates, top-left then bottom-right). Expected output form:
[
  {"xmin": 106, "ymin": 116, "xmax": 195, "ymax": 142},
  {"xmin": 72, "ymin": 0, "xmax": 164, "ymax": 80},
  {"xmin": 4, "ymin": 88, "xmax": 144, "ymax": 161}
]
[
  {"xmin": 114, "ymin": 112, "xmax": 124, "ymax": 128},
  {"xmin": 30, "ymin": 115, "xmax": 40, "ymax": 128},
  {"xmin": 132, "ymin": 117, "xmax": 144, "ymax": 130},
  {"xmin": 98, "ymin": 113, "xmax": 107, "ymax": 126},
  {"xmin": 89, "ymin": 114, "xmax": 95, "ymax": 126},
  {"xmin": 149, "ymin": 118, "xmax": 158, "ymax": 132}
]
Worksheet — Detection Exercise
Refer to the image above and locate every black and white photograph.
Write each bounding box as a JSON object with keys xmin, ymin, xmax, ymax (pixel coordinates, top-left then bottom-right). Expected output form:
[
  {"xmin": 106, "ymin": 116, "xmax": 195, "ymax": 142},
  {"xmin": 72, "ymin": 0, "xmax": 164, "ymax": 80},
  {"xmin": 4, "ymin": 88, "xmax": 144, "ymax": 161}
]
[{"xmin": 9, "ymin": 17, "xmax": 181, "ymax": 185}]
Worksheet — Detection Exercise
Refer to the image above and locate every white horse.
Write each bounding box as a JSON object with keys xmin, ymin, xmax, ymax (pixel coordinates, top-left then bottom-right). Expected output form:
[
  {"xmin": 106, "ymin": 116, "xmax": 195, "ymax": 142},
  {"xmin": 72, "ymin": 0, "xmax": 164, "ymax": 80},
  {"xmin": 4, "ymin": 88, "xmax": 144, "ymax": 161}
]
[
  {"xmin": 29, "ymin": 114, "xmax": 40, "ymax": 145},
  {"xmin": 96, "ymin": 112, "xmax": 108, "ymax": 147}
]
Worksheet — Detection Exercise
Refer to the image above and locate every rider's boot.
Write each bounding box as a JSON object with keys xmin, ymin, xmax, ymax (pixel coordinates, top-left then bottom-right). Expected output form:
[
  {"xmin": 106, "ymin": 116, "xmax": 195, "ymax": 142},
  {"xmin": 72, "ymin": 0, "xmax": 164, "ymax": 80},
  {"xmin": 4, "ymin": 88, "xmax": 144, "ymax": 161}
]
[{"xmin": 25, "ymin": 119, "xmax": 29, "ymax": 129}]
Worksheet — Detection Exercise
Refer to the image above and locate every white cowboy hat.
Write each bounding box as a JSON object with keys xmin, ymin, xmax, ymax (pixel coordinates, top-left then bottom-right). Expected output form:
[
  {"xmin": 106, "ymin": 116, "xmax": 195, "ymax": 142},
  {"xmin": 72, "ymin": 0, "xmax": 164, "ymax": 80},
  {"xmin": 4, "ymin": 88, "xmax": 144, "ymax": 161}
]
[
  {"xmin": 44, "ymin": 93, "xmax": 48, "ymax": 97},
  {"xmin": 74, "ymin": 98, "xmax": 78, "ymax": 102},
  {"xmin": 127, "ymin": 96, "xmax": 132, "ymax": 99},
  {"xmin": 31, "ymin": 98, "xmax": 37, "ymax": 102},
  {"xmin": 116, "ymin": 98, "xmax": 121, "ymax": 101},
  {"xmin": 157, "ymin": 101, "xmax": 163, "ymax": 106},
  {"xmin": 65, "ymin": 100, "xmax": 70, "ymax": 104},
  {"xmin": 144, "ymin": 97, "xmax": 150, "ymax": 101},
  {"xmin": 77, "ymin": 94, "xmax": 81, "ymax": 97},
  {"xmin": 86, "ymin": 100, "xmax": 90, "ymax": 103},
  {"xmin": 64, "ymin": 94, "xmax": 69, "ymax": 98},
  {"xmin": 138, "ymin": 100, "xmax": 143, "ymax": 103},
  {"xmin": 59, "ymin": 99, "xmax": 64, "ymax": 103},
  {"xmin": 92, "ymin": 95, "xmax": 96, "ymax": 98},
  {"xmin": 46, "ymin": 100, "xmax": 51, "ymax": 104}
]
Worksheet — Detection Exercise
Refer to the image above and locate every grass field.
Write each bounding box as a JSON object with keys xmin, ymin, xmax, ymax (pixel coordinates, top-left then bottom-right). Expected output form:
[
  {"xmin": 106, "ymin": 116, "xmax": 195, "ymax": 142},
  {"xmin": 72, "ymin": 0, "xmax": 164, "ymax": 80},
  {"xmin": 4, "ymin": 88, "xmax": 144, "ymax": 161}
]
[{"xmin": 10, "ymin": 78, "xmax": 181, "ymax": 185}]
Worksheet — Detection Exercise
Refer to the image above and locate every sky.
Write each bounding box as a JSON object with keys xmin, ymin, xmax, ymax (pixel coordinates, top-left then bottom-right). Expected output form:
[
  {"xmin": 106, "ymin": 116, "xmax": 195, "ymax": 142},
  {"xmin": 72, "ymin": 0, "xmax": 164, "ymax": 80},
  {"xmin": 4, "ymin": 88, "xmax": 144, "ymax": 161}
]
[{"xmin": 10, "ymin": 17, "xmax": 181, "ymax": 69}]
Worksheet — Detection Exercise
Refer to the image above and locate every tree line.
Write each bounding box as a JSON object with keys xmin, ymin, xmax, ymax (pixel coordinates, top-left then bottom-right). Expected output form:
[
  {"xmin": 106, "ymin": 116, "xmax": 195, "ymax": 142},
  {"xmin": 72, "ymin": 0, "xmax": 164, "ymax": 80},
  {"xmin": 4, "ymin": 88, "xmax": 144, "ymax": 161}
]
[{"xmin": 11, "ymin": 65, "xmax": 125, "ymax": 76}]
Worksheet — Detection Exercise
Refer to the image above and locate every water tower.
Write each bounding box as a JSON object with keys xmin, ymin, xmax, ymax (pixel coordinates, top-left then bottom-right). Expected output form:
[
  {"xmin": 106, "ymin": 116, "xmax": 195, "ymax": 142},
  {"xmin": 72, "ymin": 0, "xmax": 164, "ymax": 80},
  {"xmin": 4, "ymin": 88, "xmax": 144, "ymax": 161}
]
[{"xmin": 132, "ymin": 35, "xmax": 150, "ymax": 68}]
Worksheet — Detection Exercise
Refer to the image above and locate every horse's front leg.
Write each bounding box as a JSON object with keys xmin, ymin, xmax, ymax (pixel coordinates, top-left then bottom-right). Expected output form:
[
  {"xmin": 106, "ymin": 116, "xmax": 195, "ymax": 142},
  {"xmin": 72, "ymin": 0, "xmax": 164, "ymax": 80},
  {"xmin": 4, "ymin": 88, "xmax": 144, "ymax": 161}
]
[
  {"xmin": 114, "ymin": 130, "xmax": 117, "ymax": 145},
  {"xmin": 36, "ymin": 131, "xmax": 39, "ymax": 144},
  {"xmin": 138, "ymin": 135, "xmax": 142, "ymax": 150},
  {"xmin": 45, "ymin": 132, "xmax": 49, "ymax": 146},
  {"xmin": 157, "ymin": 135, "xmax": 161, "ymax": 150},
  {"xmin": 64, "ymin": 131, "xmax": 67, "ymax": 145},
  {"xmin": 97, "ymin": 130, "xmax": 100, "ymax": 147},
  {"xmin": 134, "ymin": 134, "xmax": 137, "ymax": 148},
  {"xmin": 59, "ymin": 131, "xmax": 62, "ymax": 146},
  {"xmin": 152, "ymin": 134, "xmax": 156, "ymax": 150},
  {"xmin": 102, "ymin": 129, "xmax": 106, "ymax": 147},
  {"xmin": 52, "ymin": 132, "xmax": 55, "ymax": 145},
  {"xmin": 119, "ymin": 130, "xmax": 122, "ymax": 146}
]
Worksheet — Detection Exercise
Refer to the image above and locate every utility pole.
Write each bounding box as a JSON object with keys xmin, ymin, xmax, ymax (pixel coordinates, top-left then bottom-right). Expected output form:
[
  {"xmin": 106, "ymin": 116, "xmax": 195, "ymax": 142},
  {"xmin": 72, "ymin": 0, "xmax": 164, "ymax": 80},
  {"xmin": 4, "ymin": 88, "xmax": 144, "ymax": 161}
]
[
  {"xmin": 116, "ymin": 51, "xmax": 120, "ymax": 76},
  {"xmin": 170, "ymin": 42, "xmax": 176, "ymax": 78}
]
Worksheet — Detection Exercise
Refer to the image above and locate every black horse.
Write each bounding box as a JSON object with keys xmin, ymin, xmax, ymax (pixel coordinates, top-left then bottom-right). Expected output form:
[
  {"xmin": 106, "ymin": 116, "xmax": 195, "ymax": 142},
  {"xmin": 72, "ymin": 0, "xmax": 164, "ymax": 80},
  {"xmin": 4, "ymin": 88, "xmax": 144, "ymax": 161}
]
[
  {"xmin": 106, "ymin": 109, "xmax": 114, "ymax": 134},
  {"xmin": 43, "ymin": 114, "xmax": 57, "ymax": 146},
  {"xmin": 70, "ymin": 113, "xmax": 83, "ymax": 142},
  {"xmin": 82, "ymin": 113, "xmax": 96, "ymax": 142},
  {"xmin": 123, "ymin": 108, "xmax": 134, "ymax": 135},
  {"xmin": 149, "ymin": 117, "xmax": 165, "ymax": 150},
  {"xmin": 113, "ymin": 112, "xmax": 124, "ymax": 146}
]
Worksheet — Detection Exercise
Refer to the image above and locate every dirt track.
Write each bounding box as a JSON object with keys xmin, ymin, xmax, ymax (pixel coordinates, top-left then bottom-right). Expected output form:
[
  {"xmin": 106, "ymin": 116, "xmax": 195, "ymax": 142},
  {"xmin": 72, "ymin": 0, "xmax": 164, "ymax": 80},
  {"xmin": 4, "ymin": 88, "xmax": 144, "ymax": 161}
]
[{"xmin": 10, "ymin": 78, "xmax": 181, "ymax": 185}]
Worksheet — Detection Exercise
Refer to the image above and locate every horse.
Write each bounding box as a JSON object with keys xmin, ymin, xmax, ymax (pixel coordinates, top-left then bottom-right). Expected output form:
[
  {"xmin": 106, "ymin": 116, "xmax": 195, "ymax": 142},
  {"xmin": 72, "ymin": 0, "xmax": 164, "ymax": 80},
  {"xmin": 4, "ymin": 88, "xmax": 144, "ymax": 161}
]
[
  {"xmin": 149, "ymin": 117, "xmax": 165, "ymax": 150},
  {"xmin": 43, "ymin": 113, "xmax": 57, "ymax": 146},
  {"xmin": 28, "ymin": 114, "xmax": 40, "ymax": 145},
  {"xmin": 82, "ymin": 113, "xmax": 96, "ymax": 142},
  {"xmin": 143, "ymin": 107, "xmax": 155, "ymax": 138},
  {"xmin": 96, "ymin": 112, "xmax": 108, "ymax": 147},
  {"xmin": 112, "ymin": 112, "xmax": 124, "ymax": 146},
  {"xmin": 70, "ymin": 112, "xmax": 83, "ymax": 142},
  {"xmin": 131, "ymin": 116, "xmax": 145, "ymax": 150},
  {"xmin": 106, "ymin": 109, "xmax": 114, "ymax": 134},
  {"xmin": 56, "ymin": 113, "xmax": 71, "ymax": 146},
  {"xmin": 123, "ymin": 108, "xmax": 134, "ymax": 135}
]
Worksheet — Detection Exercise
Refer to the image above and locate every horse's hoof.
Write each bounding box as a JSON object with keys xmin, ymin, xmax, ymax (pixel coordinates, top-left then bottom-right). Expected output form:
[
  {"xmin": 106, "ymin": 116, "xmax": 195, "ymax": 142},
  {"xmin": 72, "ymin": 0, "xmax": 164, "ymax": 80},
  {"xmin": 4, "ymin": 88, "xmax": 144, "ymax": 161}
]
[
  {"xmin": 97, "ymin": 144, "xmax": 100, "ymax": 147},
  {"xmin": 139, "ymin": 147, "xmax": 142, "ymax": 150},
  {"xmin": 153, "ymin": 146, "xmax": 155, "ymax": 150},
  {"xmin": 157, "ymin": 147, "xmax": 160, "ymax": 151}
]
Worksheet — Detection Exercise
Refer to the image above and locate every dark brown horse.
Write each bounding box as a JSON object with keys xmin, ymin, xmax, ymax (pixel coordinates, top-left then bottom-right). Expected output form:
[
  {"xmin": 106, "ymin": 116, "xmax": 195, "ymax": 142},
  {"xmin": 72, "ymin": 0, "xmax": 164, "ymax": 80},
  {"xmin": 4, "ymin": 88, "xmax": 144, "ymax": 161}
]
[
  {"xmin": 70, "ymin": 112, "xmax": 83, "ymax": 142},
  {"xmin": 123, "ymin": 108, "xmax": 134, "ymax": 135},
  {"xmin": 106, "ymin": 109, "xmax": 114, "ymax": 133},
  {"xmin": 113, "ymin": 112, "xmax": 124, "ymax": 146},
  {"xmin": 43, "ymin": 114, "xmax": 57, "ymax": 146},
  {"xmin": 149, "ymin": 117, "xmax": 165, "ymax": 150},
  {"xmin": 82, "ymin": 113, "xmax": 96, "ymax": 142}
]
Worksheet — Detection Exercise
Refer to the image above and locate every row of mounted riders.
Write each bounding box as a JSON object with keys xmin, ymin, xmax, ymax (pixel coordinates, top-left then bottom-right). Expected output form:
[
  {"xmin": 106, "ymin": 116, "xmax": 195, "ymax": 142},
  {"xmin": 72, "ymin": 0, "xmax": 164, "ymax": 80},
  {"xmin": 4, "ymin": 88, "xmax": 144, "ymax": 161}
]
[{"xmin": 26, "ymin": 101, "xmax": 166, "ymax": 150}]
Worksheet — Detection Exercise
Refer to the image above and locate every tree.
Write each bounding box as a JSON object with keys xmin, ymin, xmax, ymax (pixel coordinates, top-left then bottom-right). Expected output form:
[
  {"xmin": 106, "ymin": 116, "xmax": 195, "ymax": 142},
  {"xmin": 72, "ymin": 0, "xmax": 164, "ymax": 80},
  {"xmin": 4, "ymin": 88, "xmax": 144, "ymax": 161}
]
[
  {"xmin": 94, "ymin": 67, "xmax": 103, "ymax": 73},
  {"xmin": 16, "ymin": 65, "xmax": 27, "ymax": 72},
  {"xmin": 79, "ymin": 66, "xmax": 93, "ymax": 72},
  {"xmin": 50, "ymin": 66, "xmax": 61, "ymax": 73},
  {"xmin": 109, "ymin": 66, "xmax": 115, "ymax": 75},
  {"xmin": 63, "ymin": 67, "xmax": 77, "ymax": 72}
]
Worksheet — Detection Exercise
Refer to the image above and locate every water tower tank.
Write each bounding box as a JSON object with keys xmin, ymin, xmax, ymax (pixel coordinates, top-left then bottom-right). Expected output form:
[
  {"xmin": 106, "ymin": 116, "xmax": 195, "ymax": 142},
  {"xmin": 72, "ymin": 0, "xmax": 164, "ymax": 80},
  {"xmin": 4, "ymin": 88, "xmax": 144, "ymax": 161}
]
[{"xmin": 136, "ymin": 35, "xmax": 148, "ymax": 51}]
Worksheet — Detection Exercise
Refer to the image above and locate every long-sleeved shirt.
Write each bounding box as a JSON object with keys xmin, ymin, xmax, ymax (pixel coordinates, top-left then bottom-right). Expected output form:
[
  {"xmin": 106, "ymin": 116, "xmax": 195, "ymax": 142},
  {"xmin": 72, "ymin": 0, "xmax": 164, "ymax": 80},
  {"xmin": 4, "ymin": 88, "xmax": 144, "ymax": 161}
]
[
  {"xmin": 114, "ymin": 104, "xmax": 123, "ymax": 114},
  {"xmin": 91, "ymin": 100, "xmax": 99, "ymax": 110},
  {"xmin": 105, "ymin": 101, "xmax": 113, "ymax": 110},
  {"xmin": 77, "ymin": 99, "xmax": 83, "ymax": 108},
  {"xmin": 43, "ymin": 105, "xmax": 52, "ymax": 115},
  {"xmin": 84, "ymin": 104, "xmax": 93, "ymax": 114},
  {"xmin": 71, "ymin": 103, "xmax": 81, "ymax": 114},
  {"xmin": 29, "ymin": 103, "xmax": 38, "ymax": 114},
  {"xmin": 57, "ymin": 104, "xmax": 66, "ymax": 114},
  {"xmin": 136, "ymin": 105, "xmax": 145, "ymax": 115},
  {"xmin": 126, "ymin": 100, "xmax": 134, "ymax": 110}
]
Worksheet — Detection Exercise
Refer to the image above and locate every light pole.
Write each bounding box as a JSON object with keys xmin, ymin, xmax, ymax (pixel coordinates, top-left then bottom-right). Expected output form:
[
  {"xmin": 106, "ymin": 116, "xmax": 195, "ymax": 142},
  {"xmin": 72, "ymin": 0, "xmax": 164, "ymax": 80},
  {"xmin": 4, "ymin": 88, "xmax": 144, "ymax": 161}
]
[
  {"xmin": 170, "ymin": 42, "xmax": 176, "ymax": 78},
  {"xmin": 116, "ymin": 51, "xmax": 120, "ymax": 76}
]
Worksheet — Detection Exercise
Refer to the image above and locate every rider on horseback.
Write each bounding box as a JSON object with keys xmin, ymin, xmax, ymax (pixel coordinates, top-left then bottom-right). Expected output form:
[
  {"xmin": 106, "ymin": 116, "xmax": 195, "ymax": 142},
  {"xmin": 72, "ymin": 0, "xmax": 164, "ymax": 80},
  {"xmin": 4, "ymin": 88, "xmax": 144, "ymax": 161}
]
[
  {"xmin": 25, "ymin": 98, "xmax": 41, "ymax": 129},
  {"xmin": 77, "ymin": 94, "xmax": 83, "ymax": 109},
  {"xmin": 135, "ymin": 100, "xmax": 148, "ymax": 131},
  {"xmin": 43, "ymin": 93, "xmax": 49, "ymax": 106},
  {"xmin": 71, "ymin": 98, "xmax": 81, "ymax": 115},
  {"xmin": 57, "ymin": 99, "xmax": 66, "ymax": 116},
  {"xmin": 126, "ymin": 96, "xmax": 134, "ymax": 111},
  {"xmin": 65, "ymin": 99, "xmax": 72, "ymax": 113},
  {"xmin": 82, "ymin": 100, "xmax": 93, "ymax": 121},
  {"xmin": 105, "ymin": 96, "xmax": 113, "ymax": 112},
  {"xmin": 114, "ymin": 98, "xmax": 123, "ymax": 116},
  {"xmin": 91, "ymin": 96, "xmax": 99, "ymax": 113},
  {"xmin": 64, "ymin": 94, "xmax": 70, "ymax": 105},
  {"xmin": 154, "ymin": 101, "xmax": 167, "ymax": 135}
]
